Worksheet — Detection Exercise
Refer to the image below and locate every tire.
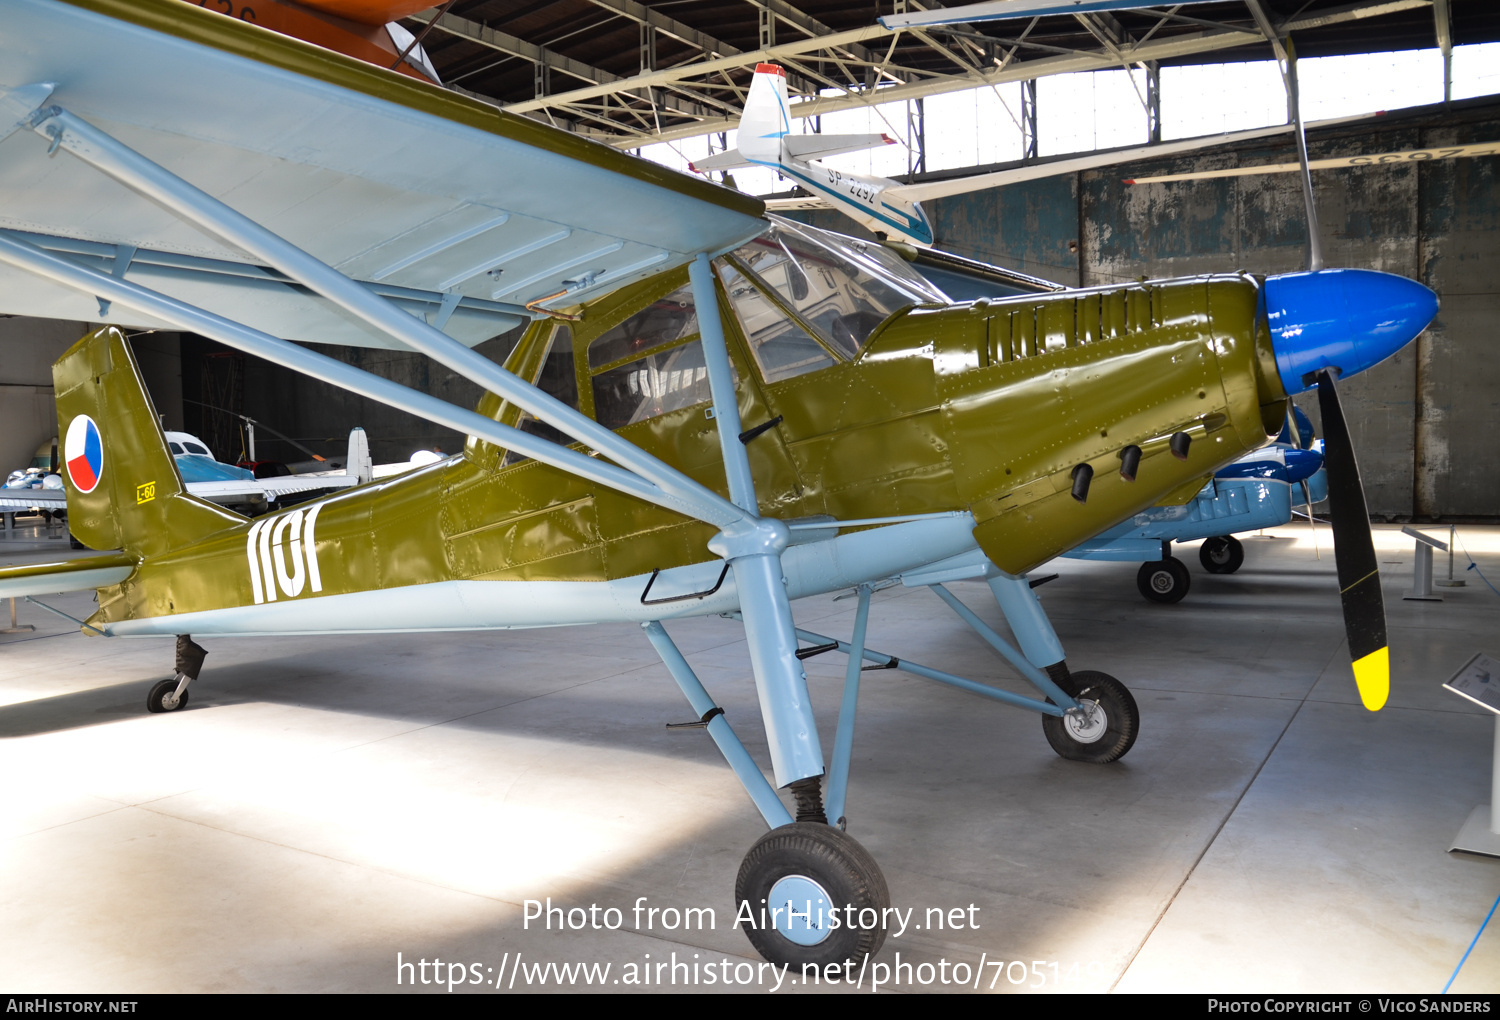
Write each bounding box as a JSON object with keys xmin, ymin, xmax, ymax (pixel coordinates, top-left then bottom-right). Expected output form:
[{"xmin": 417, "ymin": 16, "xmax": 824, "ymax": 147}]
[
  {"xmin": 146, "ymin": 678, "xmax": 189, "ymax": 713},
  {"xmin": 1199, "ymin": 535, "xmax": 1244, "ymax": 574},
  {"xmin": 1136, "ymin": 557, "xmax": 1190, "ymax": 603},
  {"xmin": 735, "ymin": 822, "xmax": 890, "ymax": 968},
  {"xmin": 1041, "ymin": 670, "xmax": 1139, "ymax": 764}
]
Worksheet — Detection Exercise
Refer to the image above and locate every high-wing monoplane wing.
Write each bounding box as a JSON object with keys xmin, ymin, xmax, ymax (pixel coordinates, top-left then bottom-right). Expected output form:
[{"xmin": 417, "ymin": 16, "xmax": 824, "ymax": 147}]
[
  {"xmin": 1124, "ymin": 140, "xmax": 1500, "ymax": 184},
  {"xmin": 0, "ymin": 489, "xmax": 66, "ymax": 512},
  {"xmin": 763, "ymin": 113, "xmax": 1380, "ymax": 213},
  {"xmin": 0, "ymin": 471, "xmax": 360, "ymax": 513},
  {"xmin": 0, "ymin": 0, "xmax": 767, "ymax": 349}
]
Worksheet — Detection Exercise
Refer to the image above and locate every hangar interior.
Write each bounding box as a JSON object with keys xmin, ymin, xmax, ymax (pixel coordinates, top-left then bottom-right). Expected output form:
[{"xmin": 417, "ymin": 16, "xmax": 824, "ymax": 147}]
[{"xmin": 3, "ymin": 0, "xmax": 1500, "ymax": 994}]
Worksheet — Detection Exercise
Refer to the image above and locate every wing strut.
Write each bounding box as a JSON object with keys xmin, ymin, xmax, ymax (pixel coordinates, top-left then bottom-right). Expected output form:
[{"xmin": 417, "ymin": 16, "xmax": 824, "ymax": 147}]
[
  {"xmin": 690, "ymin": 253, "xmax": 824, "ymax": 789},
  {"xmin": 0, "ymin": 231, "xmax": 696, "ymax": 518},
  {"xmin": 9, "ymin": 94, "xmax": 824, "ymax": 794},
  {"xmin": 10, "ymin": 95, "xmax": 826, "ymax": 793},
  {"xmin": 19, "ymin": 102, "xmax": 747, "ymax": 533}
]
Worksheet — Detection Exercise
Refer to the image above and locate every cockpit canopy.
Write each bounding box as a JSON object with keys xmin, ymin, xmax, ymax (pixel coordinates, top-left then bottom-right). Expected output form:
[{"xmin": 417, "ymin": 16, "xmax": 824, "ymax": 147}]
[
  {"xmin": 494, "ymin": 216, "xmax": 954, "ymax": 463},
  {"xmin": 580, "ymin": 217, "xmax": 950, "ymax": 429},
  {"xmin": 722, "ymin": 216, "xmax": 950, "ymax": 382}
]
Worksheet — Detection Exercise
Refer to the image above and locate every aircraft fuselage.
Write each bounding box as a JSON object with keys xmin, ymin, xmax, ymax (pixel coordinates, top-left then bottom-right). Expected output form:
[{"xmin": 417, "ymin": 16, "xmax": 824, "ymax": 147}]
[{"xmin": 82, "ymin": 269, "xmax": 1281, "ymax": 635}]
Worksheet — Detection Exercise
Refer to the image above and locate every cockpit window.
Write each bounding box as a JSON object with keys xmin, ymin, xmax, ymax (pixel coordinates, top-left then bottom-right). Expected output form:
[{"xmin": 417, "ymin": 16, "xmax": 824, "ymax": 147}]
[
  {"xmin": 731, "ymin": 217, "xmax": 949, "ymax": 356},
  {"xmin": 592, "ymin": 341, "xmax": 718, "ymax": 430},
  {"xmin": 503, "ymin": 325, "xmax": 581, "ymax": 467},
  {"xmin": 717, "ymin": 259, "xmax": 834, "ymax": 384},
  {"xmin": 168, "ymin": 442, "xmax": 184, "ymax": 455},
  {"xmin": 587, "ymin": 283, "xmax": 730, "ymax": 429},
  {"xmin": 184, "ymin": 442, "xmax": 212, "ymax": 456},
  {"xmin": 588, "ymin": 284, "xmax": 697, "ymax": 371}
]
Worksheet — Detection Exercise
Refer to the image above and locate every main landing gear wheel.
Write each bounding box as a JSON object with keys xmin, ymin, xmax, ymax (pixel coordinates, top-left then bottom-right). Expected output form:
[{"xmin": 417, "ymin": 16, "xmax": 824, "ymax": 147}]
[
  {"xmin": 1042, "ymin": 670, "xmax": 1139, "ymax": 764},
  {"xmin": 735, "ymin": 822, "xmax": 890, "ymax": 968},
  {"xmin": 1137, "ymin": 557, "xmax": 1190, "ymax": 603},
  {"xmin": 146, "ymin": 678, "xmax": 189, "ymax": 713},
  {"xmin": 1199, "ymin": 535, "xmax": 1245, "ymax": 574}
]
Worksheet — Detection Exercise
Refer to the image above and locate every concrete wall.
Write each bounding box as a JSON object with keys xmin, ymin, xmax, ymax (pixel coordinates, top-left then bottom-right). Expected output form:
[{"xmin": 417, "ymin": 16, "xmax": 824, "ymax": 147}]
[
  {"xmin": 1415, "ymin": 119, "xmax": 1500, "ymax": 519},
  {"xmin": 799, "ymin": 98, "xmax": 1500, "ymax": 519}
]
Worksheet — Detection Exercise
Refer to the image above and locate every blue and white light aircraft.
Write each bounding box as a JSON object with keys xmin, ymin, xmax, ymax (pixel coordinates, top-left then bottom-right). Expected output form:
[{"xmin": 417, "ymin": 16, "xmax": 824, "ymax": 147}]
[
  {"xmin": 689, "ymin": 63, "xmax": 935, "ymax": 245},
  {"xmin": 1064, "ymin": 429, "xmax": 1328, "ymax": 602},
  {"xmin": 689, "ymin": 63, "xmax": 1406, "ymax": 250}
]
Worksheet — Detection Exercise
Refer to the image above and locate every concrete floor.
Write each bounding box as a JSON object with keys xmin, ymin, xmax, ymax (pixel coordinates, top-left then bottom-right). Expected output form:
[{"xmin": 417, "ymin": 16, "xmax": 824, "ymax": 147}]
[{"xmin": 3, "ymin": 517, "xmax": 1500, "ymax": 994}]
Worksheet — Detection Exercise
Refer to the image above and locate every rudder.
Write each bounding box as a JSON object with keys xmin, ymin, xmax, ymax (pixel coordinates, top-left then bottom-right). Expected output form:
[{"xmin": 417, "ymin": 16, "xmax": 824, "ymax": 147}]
[
  {"xmin": 737, "ymin": 64, "xmax": 789, "ymax": 163},
  {"xmin": 53, "ymin": 327, "xmax": 242, "ymax": 555}
]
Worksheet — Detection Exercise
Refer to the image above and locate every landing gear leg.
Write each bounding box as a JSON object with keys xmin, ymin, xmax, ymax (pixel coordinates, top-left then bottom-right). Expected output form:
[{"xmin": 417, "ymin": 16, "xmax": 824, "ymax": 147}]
[
  {"xmin": 147, "ymin": 635, "xmax": 207, "ymax": 713},
  {"xmin": 643, "ymin": 618, "xmax": 891, "ymax": 968},
  {"xmin": 985, "ymin": 573, "xmax": 1140, "ymax": 763}
]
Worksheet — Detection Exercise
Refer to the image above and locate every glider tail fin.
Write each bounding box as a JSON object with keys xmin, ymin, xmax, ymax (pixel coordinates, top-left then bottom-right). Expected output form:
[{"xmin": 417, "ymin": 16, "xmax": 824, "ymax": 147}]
[
  {"xmin": 52, "ymin": 326, "xmax": 242, "ymax": 556},
  {"xmin": 737, "ymin": 63, "xmax": 790, "ymax": 164},
  {"xmin": 729, "ymin": 65, "xmax": 896, "ymax": 168},
  {"xmin": 346, "ymin": 427, "xmax": 373, "ymax": 484}
]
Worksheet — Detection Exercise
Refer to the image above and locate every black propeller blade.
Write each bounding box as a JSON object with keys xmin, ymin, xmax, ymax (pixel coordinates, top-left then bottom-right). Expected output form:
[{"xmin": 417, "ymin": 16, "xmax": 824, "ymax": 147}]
[{"xmin": 1314, "ymin": 368, "xmax": 1388, "ymax": 710}]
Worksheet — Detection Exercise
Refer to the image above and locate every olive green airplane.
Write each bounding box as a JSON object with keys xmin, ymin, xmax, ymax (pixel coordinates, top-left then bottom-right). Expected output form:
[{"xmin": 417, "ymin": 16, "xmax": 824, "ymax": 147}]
[{"xmin": 0, "ymin": 0, "xmax": 1436, "ymax": 968}]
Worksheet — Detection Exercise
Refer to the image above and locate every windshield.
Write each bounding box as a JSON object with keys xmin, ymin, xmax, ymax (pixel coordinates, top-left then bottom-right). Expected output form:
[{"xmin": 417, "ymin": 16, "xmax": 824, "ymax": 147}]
[
  {"xmin": 729, "ymin": 216, "xmax": 949, "ymax": 356},
  {"xmin": 717, "ymin": 259, "xmax": 834, "ymax": 384}
]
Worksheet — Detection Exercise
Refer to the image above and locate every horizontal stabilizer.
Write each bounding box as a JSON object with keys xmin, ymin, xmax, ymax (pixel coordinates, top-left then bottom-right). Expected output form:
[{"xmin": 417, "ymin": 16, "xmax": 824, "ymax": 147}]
[
  {"xmin": 0, "ymin": 553, "xmax": 135, "ymax": 599},
  {"xmin": 689, "ymin": 149, "xmax": 753, "ymax": 173},
  {"xmin": 785, "ymin": 134, "xmax": 896, "ymax": 162},
  {"xmin": 0, "ymin": 490, "xmax": 67, "ymax": 511},
  {"xmin": 764, "ymin": 195, "xmax": 833, "ymax": 211}
]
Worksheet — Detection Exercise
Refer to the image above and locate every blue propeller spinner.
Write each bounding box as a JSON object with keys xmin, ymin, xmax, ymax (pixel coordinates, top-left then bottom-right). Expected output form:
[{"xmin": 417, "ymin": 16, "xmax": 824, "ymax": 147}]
[{"xmin": 1263, "ymin": 268, "xmax": 1438, "ymax": 395}]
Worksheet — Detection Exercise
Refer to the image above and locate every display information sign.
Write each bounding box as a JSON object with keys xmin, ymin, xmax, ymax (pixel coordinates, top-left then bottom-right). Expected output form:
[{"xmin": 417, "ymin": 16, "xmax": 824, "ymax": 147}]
[{"xmin": 1443, "ymin": 653, "xmax": 1500, "ymax": 715}]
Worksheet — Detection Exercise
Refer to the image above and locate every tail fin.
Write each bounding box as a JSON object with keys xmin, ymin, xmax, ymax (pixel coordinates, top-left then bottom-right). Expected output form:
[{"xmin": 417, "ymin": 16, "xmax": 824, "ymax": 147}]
[
  {"xmin": 725, "ymin": 64, "xmax": 897, "ymax": 167},
  {"xmin": 346, "ymin": 427, "xmax": 373, "ymax": 484},
  {"xmin": 738, "ymin": 63, "xmax": 791, "ymax": 163},
  {"xmin": 53, "ymin": 327, "xmax": 243, "ymax": 555}
]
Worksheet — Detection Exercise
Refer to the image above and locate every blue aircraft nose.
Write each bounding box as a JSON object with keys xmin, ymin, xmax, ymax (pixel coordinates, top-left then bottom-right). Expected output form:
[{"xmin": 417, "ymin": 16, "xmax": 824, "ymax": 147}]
[
  {"xmin": 1263, "ymin": 269, "xmax": 1437, "ymax": 396},
  {"xmin": 1282, "ymin": 446, "xmax": 1323, "ymax": 485}
]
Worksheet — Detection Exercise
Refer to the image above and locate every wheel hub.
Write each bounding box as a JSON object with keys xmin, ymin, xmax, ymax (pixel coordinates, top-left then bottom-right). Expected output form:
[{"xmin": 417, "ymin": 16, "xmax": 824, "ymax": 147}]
[
  {"xmin": 1062, "ymin": 699, "xmax": 1106, "ymax": 743},
  {"xmin": 1149, "ymin": 569, "xmax": 1175, "ymax": 593},
  {"xmin": 766, "ymin": 874, "xmax": 833, "ymax": 946}
]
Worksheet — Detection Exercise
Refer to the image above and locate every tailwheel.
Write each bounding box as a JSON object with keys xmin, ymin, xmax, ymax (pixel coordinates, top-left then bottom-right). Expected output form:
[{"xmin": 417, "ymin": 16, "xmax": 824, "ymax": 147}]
[
  {"xmin": 1199, "ymin": 535, "xmax": 1245, "ymax": 574},
  {"xmin": 1136, "ymin": 557, "xmax": 1190, "ymax": 603},
  {"xmin": 735, "ymin": 822, "xmax": 889, "ymax": 968},
  {"xmin": 1042, "ymin": 670, "xmax": 1138, "ymax": 763},
  {"xmin": 146, "ymin": 677, "xmax": 189, "ymax": 713}
]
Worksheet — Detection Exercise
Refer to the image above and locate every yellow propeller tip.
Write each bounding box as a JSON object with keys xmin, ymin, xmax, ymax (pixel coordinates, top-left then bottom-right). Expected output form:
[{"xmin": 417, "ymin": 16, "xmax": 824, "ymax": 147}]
[{"xmin": 1352, "ymin": 646, "xmax": 1389, "ymax": 711}]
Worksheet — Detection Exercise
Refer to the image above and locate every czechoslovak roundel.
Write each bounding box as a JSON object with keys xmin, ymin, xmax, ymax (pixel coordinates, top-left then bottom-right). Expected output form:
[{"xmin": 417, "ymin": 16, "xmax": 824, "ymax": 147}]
[{"xmin": 65, "ymin": 414, "xmax": 103, "ymax": 494}]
